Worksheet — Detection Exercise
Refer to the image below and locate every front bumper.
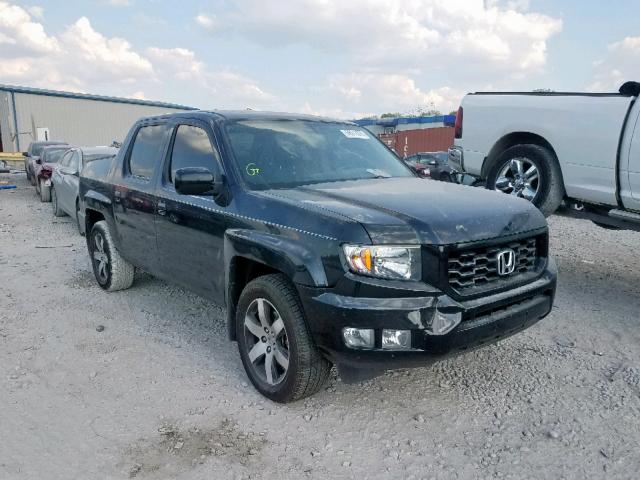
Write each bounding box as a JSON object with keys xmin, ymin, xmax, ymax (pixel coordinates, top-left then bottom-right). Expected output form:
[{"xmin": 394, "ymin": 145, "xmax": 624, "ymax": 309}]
[{"xmin": 298, "ymin": 258, "xmax": 556, "ymax": 372}]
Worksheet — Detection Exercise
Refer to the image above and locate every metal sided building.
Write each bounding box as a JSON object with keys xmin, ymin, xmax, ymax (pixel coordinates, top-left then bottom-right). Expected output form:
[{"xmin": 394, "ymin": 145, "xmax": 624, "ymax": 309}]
[{"xmin": 0, "ymin": 84, "xmax": 197, "ymax": 153}]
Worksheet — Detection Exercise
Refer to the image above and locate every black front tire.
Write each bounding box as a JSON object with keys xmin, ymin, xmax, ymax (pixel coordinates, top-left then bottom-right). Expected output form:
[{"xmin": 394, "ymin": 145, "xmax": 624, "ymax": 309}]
[
  {"xmin": 486, "ymin": 144, "xmax": 564, "ymax": 217},
  {"xmin": 236, "ymin": 274, "xmax": 332, "ymax": 403},
  {"xmin": 88, "ymin": 220, "xmax": 135, "ymax": 292}
]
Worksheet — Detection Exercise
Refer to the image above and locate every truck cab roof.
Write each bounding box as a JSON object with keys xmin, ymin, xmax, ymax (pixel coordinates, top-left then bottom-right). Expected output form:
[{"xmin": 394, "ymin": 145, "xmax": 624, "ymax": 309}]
[{"xmin": 136, "ymin": 110, "xmax": 355, "ymax": 125}]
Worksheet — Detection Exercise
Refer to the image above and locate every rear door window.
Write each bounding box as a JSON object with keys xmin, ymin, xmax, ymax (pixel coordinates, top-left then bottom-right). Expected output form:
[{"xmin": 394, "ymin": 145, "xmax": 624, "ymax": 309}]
[
  {"xmin": 168, "ymin": 124, "xmax": 220, "ymax": 182},
  {"xmin": 128, "ymin": 124, "xmax": 167, "ymax": 180}
]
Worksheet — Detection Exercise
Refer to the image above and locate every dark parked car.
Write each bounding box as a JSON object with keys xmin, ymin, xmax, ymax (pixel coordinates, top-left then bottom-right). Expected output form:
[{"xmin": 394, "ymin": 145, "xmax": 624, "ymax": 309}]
[
  {"xmin": 23, "ymin": 141, "xmax": 68, "ymax": 185},
  {"xmin": 405, "ymin": 151, "xmax": 483, "ymax": 186},
  {"xmin": 80, "ymin": 111, "xmax": 557, "ymax": 402},
  {"xmin": 404, "ymin": 151, "xmax": 450, "ymax": 180},
  {"xmin": 34, "ymin": 145, "xmax": 73, "ymax": 202},
  {"xmin": 51, "ymin": 146, "xmax": 117, "ymax": 233}
]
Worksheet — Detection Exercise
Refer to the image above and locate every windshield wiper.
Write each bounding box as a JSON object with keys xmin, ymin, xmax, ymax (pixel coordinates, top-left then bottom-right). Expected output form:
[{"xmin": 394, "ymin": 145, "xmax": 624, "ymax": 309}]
[{"xmin": 366, "ymin": 168, "xmax": 391, "ymax": 179}]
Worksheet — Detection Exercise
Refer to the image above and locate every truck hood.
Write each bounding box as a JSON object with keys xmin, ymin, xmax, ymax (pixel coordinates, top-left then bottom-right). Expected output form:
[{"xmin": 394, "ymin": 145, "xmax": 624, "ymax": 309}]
[{"xmin": 262, "ymin": 178, "xmax": 546, "ymax": 245}]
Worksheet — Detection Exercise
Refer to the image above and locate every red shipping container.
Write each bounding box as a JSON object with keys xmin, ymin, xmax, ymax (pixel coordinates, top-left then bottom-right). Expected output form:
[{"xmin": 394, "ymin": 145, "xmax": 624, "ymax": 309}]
[{"xmin": 380, "ymin": 127, "xmax": 454, "ymax": 158}]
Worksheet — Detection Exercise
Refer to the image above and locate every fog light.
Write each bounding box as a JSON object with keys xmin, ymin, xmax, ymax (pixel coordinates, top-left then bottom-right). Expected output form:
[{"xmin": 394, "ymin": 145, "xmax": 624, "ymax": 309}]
[
  {"xmin": 426, "ymin": 311, "xmax": 462, "ymax": 336},
  {"xmin": 382, "ymin": 329, "xmax": 411, "ymax": 349},
  {"xmin": 342, "ymin": 328, "xmax": 374, "ymax": 349}
]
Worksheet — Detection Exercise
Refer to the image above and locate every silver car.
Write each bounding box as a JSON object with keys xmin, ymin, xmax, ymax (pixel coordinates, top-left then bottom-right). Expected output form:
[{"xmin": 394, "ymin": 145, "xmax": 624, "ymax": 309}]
[{"xmin": 51, "ymin": 146, "xmax": 117, "ymax": 234}]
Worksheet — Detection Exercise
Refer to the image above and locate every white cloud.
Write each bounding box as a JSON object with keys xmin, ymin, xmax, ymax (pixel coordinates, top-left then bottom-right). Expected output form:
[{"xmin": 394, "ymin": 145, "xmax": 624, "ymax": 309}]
[
  {"xmin": 27, "ymin": 5, "xmax": 43, "ymax": 18},
  {"xmin": 195, "ymin": 13, "xmax": 217, "ymax": 30},
  {"xmin": 0, "ymin": 2, "xmax": 274, "ymax": 110},
  {"xmin": 206, "ymin": 0, "xmax": 561, "ymax": 79},
  {"xmin": 147, "ymin": 46, "xmax": 203, "ymax": 80},
  {"xmin": 327, "ymin": 73, "xmax": 464, "ymax": 117},
  {"xmin": 147, "ymin": 47, "xmax": 274, "ymax": 108},
  {"xmin": 104, "ymin": 0, "xmax": 131, "ymax": 6},
  {"xmin": 61, "ymin": 17, "xmax": 153, "ymax": 79},
  {"xmin": 0, "ymin": 1, "xmax": 58, "ymax": 57},
  {"xmin": 589, "ymin": 36, "xmax": 640, "ymax": 92}
]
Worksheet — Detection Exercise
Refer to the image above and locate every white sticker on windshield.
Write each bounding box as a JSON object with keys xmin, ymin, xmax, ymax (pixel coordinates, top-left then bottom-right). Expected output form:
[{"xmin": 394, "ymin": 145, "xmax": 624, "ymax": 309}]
[{"xmin": 340, "ymin": 129, "xmax": 369, "ymax": 139}]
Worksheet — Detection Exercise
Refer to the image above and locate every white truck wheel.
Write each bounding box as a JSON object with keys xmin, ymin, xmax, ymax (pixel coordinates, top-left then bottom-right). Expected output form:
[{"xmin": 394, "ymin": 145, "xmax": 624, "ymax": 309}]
[{"xmin": 486, "ymin": 144, "xmax": 564, "ymax": 217}]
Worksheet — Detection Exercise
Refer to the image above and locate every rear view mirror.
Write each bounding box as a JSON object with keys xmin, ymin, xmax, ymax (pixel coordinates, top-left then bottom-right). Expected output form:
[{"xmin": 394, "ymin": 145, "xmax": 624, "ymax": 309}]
[{"xmin": 174, "ymin": 167, "xmax": 220, "ymax": 196}]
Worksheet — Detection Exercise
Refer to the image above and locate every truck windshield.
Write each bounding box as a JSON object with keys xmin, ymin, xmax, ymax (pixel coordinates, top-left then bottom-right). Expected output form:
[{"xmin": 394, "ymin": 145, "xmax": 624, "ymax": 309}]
[{"xmin": 225, "ymin": 119, "xmax": 414, "ymax": 189}]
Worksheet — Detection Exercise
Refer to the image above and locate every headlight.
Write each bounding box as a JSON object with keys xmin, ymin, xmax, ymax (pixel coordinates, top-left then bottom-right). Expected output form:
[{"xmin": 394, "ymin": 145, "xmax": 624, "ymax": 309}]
[{"xmin": 342, "ymin": 244, "xmax": 421, "ymax": 280}]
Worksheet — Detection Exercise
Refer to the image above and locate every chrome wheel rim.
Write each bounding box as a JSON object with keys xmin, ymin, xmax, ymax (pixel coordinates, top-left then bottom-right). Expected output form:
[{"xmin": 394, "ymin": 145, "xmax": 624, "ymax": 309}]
[
  {"xmin": 495, "ymin": 157, "xmax": 540, "ymax": 201},
  {"xmin": 92, "ymin": 232, "xmax": 109, "ymax": 283},
  {"xmin": 243, "ymin": 298, "xmax": 289, "ymax": 386}
]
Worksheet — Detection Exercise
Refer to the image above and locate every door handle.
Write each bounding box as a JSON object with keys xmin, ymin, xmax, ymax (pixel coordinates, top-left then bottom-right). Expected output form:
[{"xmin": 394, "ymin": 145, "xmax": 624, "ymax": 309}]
[{"xmin": 157, "ymin": 200, "xmax": 167, "ymax": 216}]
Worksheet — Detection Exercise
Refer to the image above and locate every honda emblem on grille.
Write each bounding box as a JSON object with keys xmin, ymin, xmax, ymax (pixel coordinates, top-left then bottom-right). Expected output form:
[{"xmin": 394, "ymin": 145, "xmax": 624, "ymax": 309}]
[{"xmin": 497, "ymin": 248, "xmax": 516, "ymax": 276}]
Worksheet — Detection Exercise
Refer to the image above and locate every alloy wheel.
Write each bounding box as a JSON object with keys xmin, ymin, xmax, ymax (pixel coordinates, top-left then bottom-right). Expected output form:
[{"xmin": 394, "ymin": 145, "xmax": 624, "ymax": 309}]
[
  {"xmin": 243, "ymin": 298, "xmax": 290, "ymax": 386},
  {"xmin": 92, "ymin": 231, "xmax": 109, "ymax": 284},
  {"xmin": 494, "ymin": 157, "xmax": 540, "ymax": 201}
]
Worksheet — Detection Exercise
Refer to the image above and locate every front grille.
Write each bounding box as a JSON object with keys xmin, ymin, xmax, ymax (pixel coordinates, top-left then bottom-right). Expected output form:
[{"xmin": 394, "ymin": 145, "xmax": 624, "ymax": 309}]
[{"xmin": 448, "ymin": 237, "xmax": 538, "ymax": 290}]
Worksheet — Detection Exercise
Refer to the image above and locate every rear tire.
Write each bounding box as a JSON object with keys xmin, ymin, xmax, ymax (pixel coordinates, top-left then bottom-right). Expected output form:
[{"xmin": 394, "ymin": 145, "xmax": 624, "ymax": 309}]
[
  {"xmin": 486, "ymin": 144, "xmax": 564, "ymax": 217},
  {"xmin": 236, "ymin": 274, "xmax": 332, "ymax": 402},
  {"xmin": 88, "ymin": 220, "xmax": 135, "ymax": 292},
  {"xmin": 51, "ymin": 187, "xmax": 65, "ymax": 217},
  {"xmin": 39, "ymin": 180, "xmax": 51, "ymax": 202}
]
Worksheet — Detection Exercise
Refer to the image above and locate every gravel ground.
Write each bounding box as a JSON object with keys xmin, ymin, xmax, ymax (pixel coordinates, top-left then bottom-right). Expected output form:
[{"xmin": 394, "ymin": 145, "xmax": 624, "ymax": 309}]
[{"xmin": 1, "ymin": 172, "xmax": 639, "ymax": 480}]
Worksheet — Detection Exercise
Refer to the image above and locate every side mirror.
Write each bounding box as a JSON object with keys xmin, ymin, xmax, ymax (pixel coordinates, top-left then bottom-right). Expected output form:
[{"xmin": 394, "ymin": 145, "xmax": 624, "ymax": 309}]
[
  {"xmin": 36, "ymin": 158, "xmax": 42, "ymax": 165},
  {"xmin": 23, "ymin": 152, "xmax": 30, "ymax": 157},
  {"xmin": 174, "ymin": 167, "xmax": 220, "ymax": 196}
]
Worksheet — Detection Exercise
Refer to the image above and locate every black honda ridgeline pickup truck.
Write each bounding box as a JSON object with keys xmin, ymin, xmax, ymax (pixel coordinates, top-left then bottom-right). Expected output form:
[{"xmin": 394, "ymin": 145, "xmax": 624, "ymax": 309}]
[{"xmin": 80, "ymin": 111, "xmax": 557, "ymax": 402}]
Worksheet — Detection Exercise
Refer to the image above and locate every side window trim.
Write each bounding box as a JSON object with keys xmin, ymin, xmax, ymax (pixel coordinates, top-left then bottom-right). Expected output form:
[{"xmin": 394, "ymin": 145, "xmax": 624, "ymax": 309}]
[
  {"xmin": 162, "ymin": 120, "xmax": 224, "ymax": 189},
  {"xmin": 124, "ymin": 122, "xmax": 169, "ymax": 182}
]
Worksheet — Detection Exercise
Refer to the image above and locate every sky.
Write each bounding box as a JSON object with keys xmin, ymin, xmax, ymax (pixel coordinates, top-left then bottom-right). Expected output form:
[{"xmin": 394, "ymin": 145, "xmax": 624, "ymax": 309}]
[{"xmin": 1, "ymin": 0, "xmax": 639, "ymax": 119}]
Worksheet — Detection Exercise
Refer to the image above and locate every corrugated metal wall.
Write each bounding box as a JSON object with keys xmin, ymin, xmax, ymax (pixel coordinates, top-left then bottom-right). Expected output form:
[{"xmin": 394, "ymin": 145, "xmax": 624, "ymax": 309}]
[
  {"xmin": 0, "ymin": 91, "xmax": 13, "ymax": 152},
  {"xmin": 4, "ymin": 93, "xmax": 187, "ymax": 152},
  {"xmin": 380, "ymin": 127, "xmax": 455, "ymax": 157}
]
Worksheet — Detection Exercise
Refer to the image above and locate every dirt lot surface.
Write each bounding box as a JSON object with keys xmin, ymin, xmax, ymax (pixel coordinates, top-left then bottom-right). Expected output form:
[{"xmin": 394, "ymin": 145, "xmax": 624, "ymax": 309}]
[{"xmin": 1, "ymin": 172, "xmax": 639, "ymax": 479}]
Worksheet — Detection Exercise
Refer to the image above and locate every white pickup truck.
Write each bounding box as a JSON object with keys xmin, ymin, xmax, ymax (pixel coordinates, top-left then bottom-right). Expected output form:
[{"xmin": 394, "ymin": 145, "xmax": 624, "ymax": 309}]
[{"xmin": 449, "ymin": 81, "xmax": 640, "ymax": 230}]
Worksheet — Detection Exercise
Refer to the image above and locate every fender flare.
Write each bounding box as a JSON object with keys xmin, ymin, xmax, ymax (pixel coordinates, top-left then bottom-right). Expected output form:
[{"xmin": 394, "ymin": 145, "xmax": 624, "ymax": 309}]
[
  {"xmin": 224, "ymin": 229, "xmax": 329, "ymax": 339},
  {"xmin": 82, "ymin": 191, "xmax": 118, "ymax": 243},
  {"xmin": 84, "ymin": 189, "xmax": 112, "ymax": 210}
]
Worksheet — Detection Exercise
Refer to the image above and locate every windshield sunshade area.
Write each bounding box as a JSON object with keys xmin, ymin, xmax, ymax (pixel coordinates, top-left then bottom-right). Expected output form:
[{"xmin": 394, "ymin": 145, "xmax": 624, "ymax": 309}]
[{"xmin": 224, "ymin": 119, "xmax": 414, "ymax": 189}]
